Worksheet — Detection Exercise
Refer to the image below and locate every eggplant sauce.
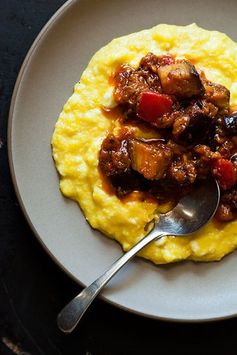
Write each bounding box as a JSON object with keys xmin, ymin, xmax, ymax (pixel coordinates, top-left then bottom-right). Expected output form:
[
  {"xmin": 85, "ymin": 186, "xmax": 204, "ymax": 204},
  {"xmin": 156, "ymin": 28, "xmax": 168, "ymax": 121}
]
[{"xmin": 99, "ymin": 53, "xmax": 237, "ymax": 222}]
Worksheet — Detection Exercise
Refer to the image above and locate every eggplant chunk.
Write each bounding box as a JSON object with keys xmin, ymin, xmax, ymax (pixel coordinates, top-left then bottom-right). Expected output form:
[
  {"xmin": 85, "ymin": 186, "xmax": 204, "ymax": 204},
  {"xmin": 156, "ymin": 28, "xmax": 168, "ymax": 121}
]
[
  {"xmin": 128, "ymin": 140, "xmax": 173, "ymax": 180},
  {"xmin": 172, "ymin": 101, "xmax": 216, "ymax": 144},
  {"xmin": 203, "ymin": 80, "xmax": 230, "ymax": 112},
  {"xmin": 157, "ymin": 60, "xmax": 204, "ymax": 98}
]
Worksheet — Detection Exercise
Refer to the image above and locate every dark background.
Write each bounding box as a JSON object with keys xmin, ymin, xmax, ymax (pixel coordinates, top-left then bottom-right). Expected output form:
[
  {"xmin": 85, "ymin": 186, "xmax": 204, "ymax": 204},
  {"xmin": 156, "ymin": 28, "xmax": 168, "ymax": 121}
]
[{"xmin": 1, "ymin": 1, "xmax": 237, "ymax": 354}]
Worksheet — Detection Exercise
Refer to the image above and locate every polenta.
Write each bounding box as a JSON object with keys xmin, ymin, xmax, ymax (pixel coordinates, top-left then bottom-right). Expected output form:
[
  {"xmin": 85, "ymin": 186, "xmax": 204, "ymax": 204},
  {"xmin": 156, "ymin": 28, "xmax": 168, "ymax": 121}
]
[{"xmin": 52, "ymin": 24, "xmax": 237, "ymax": 264}]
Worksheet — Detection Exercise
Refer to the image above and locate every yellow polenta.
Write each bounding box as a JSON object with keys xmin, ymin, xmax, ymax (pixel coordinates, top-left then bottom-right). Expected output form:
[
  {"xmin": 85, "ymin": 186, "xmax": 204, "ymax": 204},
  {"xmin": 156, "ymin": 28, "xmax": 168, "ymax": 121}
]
[{"xmin": 52, "ymin": 24, "xmax": 237, "ymax": 264}]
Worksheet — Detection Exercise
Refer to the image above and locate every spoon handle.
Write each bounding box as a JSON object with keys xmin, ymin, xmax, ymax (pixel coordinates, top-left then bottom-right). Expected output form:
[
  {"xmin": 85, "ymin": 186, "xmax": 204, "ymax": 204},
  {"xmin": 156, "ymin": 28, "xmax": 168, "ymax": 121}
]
[{"xmin": 57, "ymin": 229, "xmax": 165, "ymax": 333}]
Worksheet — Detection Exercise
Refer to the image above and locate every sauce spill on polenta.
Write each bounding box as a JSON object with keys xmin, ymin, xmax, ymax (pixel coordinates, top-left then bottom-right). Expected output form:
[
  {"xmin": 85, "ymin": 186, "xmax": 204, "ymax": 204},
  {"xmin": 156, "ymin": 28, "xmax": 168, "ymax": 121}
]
[{"xmin": 52, "ymin": 24, "xmax": 237, "ymax": 264}]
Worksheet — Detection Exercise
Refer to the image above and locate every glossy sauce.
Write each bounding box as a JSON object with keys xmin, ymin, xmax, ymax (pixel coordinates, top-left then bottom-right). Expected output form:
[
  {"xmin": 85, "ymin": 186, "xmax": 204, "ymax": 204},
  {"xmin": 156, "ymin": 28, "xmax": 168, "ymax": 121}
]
[{"xmin": 101, "ymin": 105, "xmax": 124, "ymax": 121}]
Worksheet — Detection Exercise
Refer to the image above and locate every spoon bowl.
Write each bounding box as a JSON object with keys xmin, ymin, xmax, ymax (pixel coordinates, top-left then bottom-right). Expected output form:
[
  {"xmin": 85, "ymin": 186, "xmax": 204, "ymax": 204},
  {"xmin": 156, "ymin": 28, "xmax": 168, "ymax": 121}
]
[
  {"xmin": 57, "ymin": 178, "xmax": 220, "ymax": 333},
  {"xmin": 157, "ymin": 178, "xmax": 220, "ymax": 235}
]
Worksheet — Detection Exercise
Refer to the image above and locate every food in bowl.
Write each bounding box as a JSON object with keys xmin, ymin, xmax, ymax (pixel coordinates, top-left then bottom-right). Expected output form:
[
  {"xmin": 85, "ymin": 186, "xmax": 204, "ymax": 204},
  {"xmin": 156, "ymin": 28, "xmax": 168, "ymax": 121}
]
[{"xmin": 52, "ymin": 24, "xmax": 237, "ymax": 264}]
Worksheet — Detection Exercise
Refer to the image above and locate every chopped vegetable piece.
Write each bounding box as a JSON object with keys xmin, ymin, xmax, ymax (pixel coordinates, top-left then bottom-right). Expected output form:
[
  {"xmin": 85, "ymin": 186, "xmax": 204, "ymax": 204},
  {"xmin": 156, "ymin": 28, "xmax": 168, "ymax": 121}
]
[
  {"xmin": 203, "ymin": 80, "xmax": 230, "ymax": 112},
  {"xmin": 138, "ymin": 91, "xmax": 173, "ymax": 123},
  {"xmin": 128, "ymin": 140, "xmax": 173, "ymax": 180},
  {"xmin": 212, "ymin": 158, "xmax": 236, "ymax": 190},
  {"xmin": 157, "ymin": 61, "xmax": 204, "ymax": 97}
]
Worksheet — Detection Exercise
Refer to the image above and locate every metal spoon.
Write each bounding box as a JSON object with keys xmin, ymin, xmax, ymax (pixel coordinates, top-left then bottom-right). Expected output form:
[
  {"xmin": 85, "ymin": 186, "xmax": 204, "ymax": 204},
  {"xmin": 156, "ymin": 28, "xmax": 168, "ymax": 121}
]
[{"xmin": 57, "ymin": 178, "xmax": 220, "ymax": 333}]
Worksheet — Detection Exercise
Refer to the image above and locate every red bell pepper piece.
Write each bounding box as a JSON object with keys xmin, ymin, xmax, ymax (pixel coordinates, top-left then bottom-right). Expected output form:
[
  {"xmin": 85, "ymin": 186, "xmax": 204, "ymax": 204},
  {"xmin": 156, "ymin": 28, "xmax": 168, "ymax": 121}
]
[
  {"xmin": 138, "ymin": 91, "xmax": 173, "ymax": 123},
  {"xmin": 212, "ymin": 158, "xmax": 236, "ymax": 190}
]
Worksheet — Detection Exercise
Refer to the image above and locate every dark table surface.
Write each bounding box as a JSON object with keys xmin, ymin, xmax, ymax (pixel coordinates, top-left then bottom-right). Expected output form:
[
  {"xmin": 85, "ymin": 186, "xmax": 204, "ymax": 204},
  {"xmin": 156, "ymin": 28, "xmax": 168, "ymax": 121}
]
[{"xmin": 1, "ymin": 1, "xmax": 237, "ymax": 354}]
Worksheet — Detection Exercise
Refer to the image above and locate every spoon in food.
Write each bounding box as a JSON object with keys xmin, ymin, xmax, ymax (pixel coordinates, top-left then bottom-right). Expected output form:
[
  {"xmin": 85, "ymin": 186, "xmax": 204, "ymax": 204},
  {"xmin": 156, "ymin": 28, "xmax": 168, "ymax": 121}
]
[{"xmin": 57, "ymin": 178, "xmax": 220, "ymax": 333}]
